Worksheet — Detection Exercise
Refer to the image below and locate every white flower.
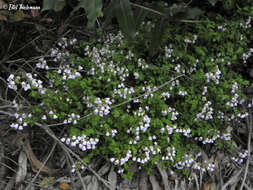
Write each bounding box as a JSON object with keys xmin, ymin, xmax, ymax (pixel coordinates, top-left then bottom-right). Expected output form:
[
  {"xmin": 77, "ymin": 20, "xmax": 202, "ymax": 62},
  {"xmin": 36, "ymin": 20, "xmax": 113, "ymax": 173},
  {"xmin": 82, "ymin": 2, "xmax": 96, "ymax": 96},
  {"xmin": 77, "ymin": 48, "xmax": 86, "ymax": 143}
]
[
  {"xmin": 18, "ymin": 126, "xmax": 23, "ymax": 130},
  {"xmin": 110, "ymin": 158, "xmax": 115, "ymax": 162},
  {"xmin": 134, "ymin": 72, "xmax": 139, "ymax": 79}
]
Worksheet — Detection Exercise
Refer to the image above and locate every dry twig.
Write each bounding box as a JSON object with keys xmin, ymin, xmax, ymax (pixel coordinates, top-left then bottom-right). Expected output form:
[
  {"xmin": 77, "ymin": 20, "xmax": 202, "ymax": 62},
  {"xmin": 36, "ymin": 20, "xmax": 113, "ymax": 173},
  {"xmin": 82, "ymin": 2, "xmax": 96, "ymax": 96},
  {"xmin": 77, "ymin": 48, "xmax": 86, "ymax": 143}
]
[
  {"xmin": 35, "ymin": 122, "xmax": 114, "ymax": 190},
  {"xmin": 221, "ymin": 168, "xmax": 243, "ymax": 190},
  {"xmin": 25, "ymin": 141, "xmax": 57, "ymax": 190},
  {"xmin": 239, "ymin": 98, "xmax": 253, "ymax": 190}
]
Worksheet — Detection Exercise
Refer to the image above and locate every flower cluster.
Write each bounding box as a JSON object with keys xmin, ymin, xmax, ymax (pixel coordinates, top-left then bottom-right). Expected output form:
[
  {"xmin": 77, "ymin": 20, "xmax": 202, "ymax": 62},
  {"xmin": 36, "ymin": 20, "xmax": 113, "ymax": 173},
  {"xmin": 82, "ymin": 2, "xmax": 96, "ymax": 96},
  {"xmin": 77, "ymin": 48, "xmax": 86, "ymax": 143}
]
[
  {"xmin": 194, "ymin": 129, "xmax": 231, "ymax": 144},
  {"xmin": 220, "ymin": 132, "xmax": 231, "ymax": 141},
  {"xmin": 48, "ymin": 110, "xmax": 58, "ymax": 120},
  {"xmin": 231, "ymin": 150, "xmax": 248, "ymax": 164},
  {"xmin": 174, "ymin": 64, "xmax": 185, "ymax": 74},
  {"xmin": 102, "ymin": 31, "xmax": 124, "ymax": 45},
  {"xmin": 202, "ymin": 86, "xmax": 208, "ymax": 96},
  {"xmin": 93, "ymin": 97, "xmax": 113, "ymax": 117},
  {"xmin": 161, "ymin": 92, "xmax": 170, "ymax": 100},
  {"xmin": 110, "ymin": 150, "xmax": 132, "ymax": 166},
  {"xmin": 7, "ymin": 74, "xmax": 18, "ymax": 90},
  {"xmin": 205, "ymin": 65, "xmax": 222, "ymax": 84},
  {"xmin": 196, "ymin": 101, "xmax": 214, "ymax": 120},
  {"xmin": 242, "ymin": 48, "xmax": 253, "ymax": 63},
  {"xmin": 217, "ymin": 24, "xmax": 227, "ymax": 31},
  {"xmin": 105, "ymin": 129, "xmax": 118, "ymax": 137},
  {"xmin": 175, "ymin": 154, "xmax": 195, "ymax": 169},
  {"xmin": 237, "ymin": 112, "xmax": 249, "ymax": 119},
  {"xmin": 133, "ymin": 145, "xmax": 161, "ymax": 165},
  {"xmin": 137, "ymin": 114, "xmax": 151, "ymax": 133},
  {"xmin": 184, "ymin": 34, "xmax": 197, "ymax": 44},
  {"xmin": 10, "ymin": 113, "xmax": 32, "ymax": 130},
  {"xmin": 7, "ymin": 72, "xmax": 45, "ymax": 94},
  {"xmin": 58, "ymin": 37, "xmax": 77, "ymax": 48},
  {"xmin": 127, "ymin": 108, "xmax": 151, "ymax": 144},
  {"xmin": 63, "ymin": 113, "xmax": 81, "ymax": 125},
  {"xmin": 49, "ymin": 37, "xmax": 77, "ymax": 63},
  {"xmin": 58, "ymin": 66, "xmax": 81, "ymax": 80},
  {"xmin": 192, "ymin": 159, "xmax": 216, "ymax": 172},
  {"xmin": 36, "ymin": 57, "xmax": 49, "ymax": 70},
  {"xmin": 61, "ymin": 135, "xmax": 99, "ymax": 152},
  {"xmin": 71, "ymin": 163, "xmax": 85, "ymax": 173},
  {"xmin": 137, "ymin": 58, "xmax": 149, "ymax": 69},
  {"xmin": 162, "ymin": 107, "xmax": 179, "ymax": 121},
  {"xmin": 240, "ymin": 16, "xmax": 252, "ymax": 29},
  {"xmin": 162, "ymin": 146, "xmax": 176, "ymax": 161},
  {"xmin": 165, "ymin": 45, "xmax": 173, "ymax": 59},
  {"xmin": 160, "ymin": 125, "xmax": 191, "ymax": 137},
  {"xmin": 141, "ymin": 86, "xmax": 157, "ymax": 99},
  {"xmin": 26, "ymin": 73, "xmax": 43, "ymax": 89},
  {"xmin": 178, "ymin": 90, "xmax": 187, "ymax": 96},
  {"xmin": 112, "ymin": 85, "xmax": 135, "ymax": 99},
  {"xmin": 226, "ymin": 82, "xmax": 240, "ymax": 108},
  {"xmin": 188, "ymin": 59, "xmax": 198, "ymax": 74},
  {"xmin": 169, "ymin": 79, "xmax": 180, "ymax": 90}
]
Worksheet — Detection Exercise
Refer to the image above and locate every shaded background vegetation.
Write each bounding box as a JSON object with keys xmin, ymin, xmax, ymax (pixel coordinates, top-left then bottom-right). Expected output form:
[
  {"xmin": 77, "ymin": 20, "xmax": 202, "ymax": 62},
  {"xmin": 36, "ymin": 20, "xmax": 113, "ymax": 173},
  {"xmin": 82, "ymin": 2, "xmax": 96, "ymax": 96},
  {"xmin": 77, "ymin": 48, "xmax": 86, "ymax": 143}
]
[{"xmin": 1, "ymin": 0, "xmax": 252, "ymax": 99}]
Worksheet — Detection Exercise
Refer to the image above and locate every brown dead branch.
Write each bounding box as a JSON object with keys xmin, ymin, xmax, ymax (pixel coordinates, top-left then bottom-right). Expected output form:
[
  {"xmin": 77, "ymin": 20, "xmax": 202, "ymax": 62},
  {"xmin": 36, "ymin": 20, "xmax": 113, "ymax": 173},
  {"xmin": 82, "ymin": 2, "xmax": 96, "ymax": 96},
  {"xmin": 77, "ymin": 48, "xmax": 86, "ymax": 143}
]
[
  {"xmin": 35, "ymin": 122, "xmax": 114, "ymax": 190},
  {"xmin": 221, "ymin": 168, "xmax": 243, "ymax": 190},
  {"xmin": 139, "ymin": 170, "xmax": 148, "ymax": 190},
  {"xmin": 239, "ymin": 100, "xmax": 253, "ymax": 190},
  {"xmin": 20, "ymin": 133, "xmax": 58, "ymax": 175}
]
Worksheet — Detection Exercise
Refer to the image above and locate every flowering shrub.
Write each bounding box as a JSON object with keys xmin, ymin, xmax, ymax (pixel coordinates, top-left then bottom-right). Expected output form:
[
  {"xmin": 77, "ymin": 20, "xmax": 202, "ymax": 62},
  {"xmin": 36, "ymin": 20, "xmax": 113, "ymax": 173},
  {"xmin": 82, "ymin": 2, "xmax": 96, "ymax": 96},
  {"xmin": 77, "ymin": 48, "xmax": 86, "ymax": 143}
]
[{"xmin": 7, "ymin": 6, "xmax": 253, "ymax": 178}]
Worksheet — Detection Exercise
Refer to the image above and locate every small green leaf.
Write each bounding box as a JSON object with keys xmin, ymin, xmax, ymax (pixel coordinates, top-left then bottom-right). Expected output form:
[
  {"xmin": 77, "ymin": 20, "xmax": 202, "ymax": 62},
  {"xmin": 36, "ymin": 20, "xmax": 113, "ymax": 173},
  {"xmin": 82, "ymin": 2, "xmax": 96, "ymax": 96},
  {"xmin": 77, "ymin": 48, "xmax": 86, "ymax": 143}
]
[
  {"xmin": 112, "ymin": 109, "xmax": 120, "ymax": 118},
  {"xmin": 29, "ymin": 91, "xmax": 38, "ymax": 98},
  {"xmin": 42, "ymin": 0, "xmax": 65, "ymax": 12},
  {"xmin": 12, "ymin": 10, "xmax": 25, "ymax": 22},
  {"xmin": 184, "ymin": 7, "xmax": 203, "ymax": 20},
  {"xmin": 69, "ymin": 127, "xmax": 80, "ymax": 136},
  {"xmin": 208, "ymin": 0, "xmax": 218, "ymax": 6},
  {"xmin": 195, "ymin": 47, "xmax": 206, "ymax": 57}
]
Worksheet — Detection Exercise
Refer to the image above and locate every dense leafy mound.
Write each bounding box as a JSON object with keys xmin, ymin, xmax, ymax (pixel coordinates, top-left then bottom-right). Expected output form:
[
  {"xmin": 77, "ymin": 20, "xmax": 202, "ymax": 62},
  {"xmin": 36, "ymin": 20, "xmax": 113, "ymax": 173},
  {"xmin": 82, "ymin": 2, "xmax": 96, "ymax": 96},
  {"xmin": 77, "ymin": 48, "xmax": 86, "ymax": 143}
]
[{"xmin": 7, "ymin": 5, "xmax": 252, "ymax": 179}]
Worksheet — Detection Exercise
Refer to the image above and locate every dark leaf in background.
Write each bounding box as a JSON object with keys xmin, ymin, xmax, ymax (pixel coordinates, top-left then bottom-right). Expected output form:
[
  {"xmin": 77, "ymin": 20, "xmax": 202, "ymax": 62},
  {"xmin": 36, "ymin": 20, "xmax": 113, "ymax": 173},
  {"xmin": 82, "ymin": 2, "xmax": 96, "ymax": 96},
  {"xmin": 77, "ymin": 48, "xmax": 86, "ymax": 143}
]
[
  {"xmin": 42, "ymin": 0, "xmax": 65, "ymax": 12},
  {"xmin": 103, "ymin": 0, "xmax": 117, "ymax": 29},
  {"xmin": 149, "ymin": 18, "xmax": 166, "ymax": 57},
  {"xmin": 71, "ymin": 0, "xmax": 103, "ymax": 28},
  {"xmin": 103, "ymin": 0, "xmax": 136, "ymax": 40},
  {"xmin": 114, "ymin": 0, "xmax": 136, "ymax": 40},
  {"xmin": 134, "ymin": 7, "xmax": 148, "ymax": 30},
  {"xmin": 208, "ymin": 0, "xmax": 218, "ymax": 6},
  {"xmin": 184, "ymin": 7, "xmax": 203, "ymax": 19}
]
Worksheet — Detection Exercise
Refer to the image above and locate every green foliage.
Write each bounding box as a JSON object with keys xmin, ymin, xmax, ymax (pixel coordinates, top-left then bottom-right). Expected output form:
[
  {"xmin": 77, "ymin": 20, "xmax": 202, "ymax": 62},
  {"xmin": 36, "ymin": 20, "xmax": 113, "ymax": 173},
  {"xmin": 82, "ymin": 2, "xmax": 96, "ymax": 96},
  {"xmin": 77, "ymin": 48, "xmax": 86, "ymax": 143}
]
[{"xmin": 9, "ymin": 2, "xmax": 253, "ymax": 178}]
